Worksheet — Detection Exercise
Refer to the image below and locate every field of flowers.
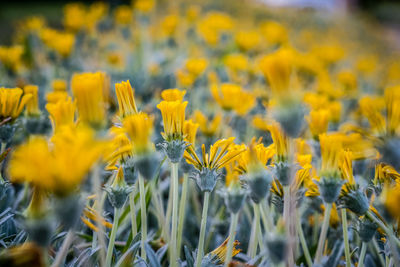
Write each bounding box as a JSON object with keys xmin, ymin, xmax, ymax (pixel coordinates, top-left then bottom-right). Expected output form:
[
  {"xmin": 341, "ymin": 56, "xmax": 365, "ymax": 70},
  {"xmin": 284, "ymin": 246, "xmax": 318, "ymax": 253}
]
[{"xmin": 1, "ymin": 0, "xmax": 400, "ymax": 266}]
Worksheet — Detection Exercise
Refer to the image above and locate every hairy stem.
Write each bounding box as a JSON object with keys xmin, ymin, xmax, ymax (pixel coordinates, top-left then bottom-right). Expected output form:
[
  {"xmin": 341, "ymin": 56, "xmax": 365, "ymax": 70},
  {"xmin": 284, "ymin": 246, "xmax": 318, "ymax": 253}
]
[
  {"xmin": 225, "ymin": 212, "xmax": 239, "ymax": 267},
  {"xmin": 195, "ymin": 192, "xmax": 210, "ymax": 267},
  {"xmin": 177, "ymin": 173, "xmax": 189, "ymax": 259},
  {"xmin": 341, "ymin": 209, "xmax": 351, "ymax": 267},
  {"xmin": 170, "ymin": 163, "xmax": 179, "ymax": 267},
  {"xmin": 315, "ymin": 202, "xmax": 332, "ymax": 264},
  {"xmin": 139, "ymin": 174, "xmax": 147, "ymax": 260},
  {"xmin": 105, "ymin": 207, "xmax": 120, "ymax": 267}
]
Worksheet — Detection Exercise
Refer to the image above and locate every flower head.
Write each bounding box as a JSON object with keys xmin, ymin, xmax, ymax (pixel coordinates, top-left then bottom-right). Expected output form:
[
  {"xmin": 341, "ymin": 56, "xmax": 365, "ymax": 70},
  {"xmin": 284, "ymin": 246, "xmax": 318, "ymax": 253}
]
[
  {"xmin": 23, "ymin": 85, "xmax": 40, "ymax": 116},
  {"xmin": 157, "ymin": 100, "xmax": 188, "ymax": 141},
  {"xmin": 123, "ymin": 112, "xmax": 154, "ymax": 155},
  {"xmin": 46, "ymin": 97, "xmax": 76, "ymax": 131},
  {"xmin": 115, "ymin": 80, "xmax": 138, "ymax": 118},
  {"xmin": 71, "ymin": 72, "xmax": 108, "ymax": 128},
  {"xmin": 0, "ymin": 87, "xmax": 32, "ymax": 121},
  {"xmin": 211, "ymin": 83, "xmax": 255, "ymax": 116},
  {"xmin": 161, "ymin": 89, "xmax": 186, "ymax": 102}
]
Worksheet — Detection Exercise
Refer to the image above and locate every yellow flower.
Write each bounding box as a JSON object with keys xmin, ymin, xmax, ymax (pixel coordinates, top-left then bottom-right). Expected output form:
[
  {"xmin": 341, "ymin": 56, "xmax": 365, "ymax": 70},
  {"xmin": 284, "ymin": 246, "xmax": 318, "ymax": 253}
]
[
  {"xmin": 312, "ymin": 44, "xmax": 345, "ymax": 65},
  {"xmin": 0, "ymin": 87, "xmax": 32, "ymax": 120},
  {"xmin": 193, "ymin": 110, "xmax": 221, "ymax": 137},
  {"xmin": 210, "ymin": 83, "xmax": 255, "ymax": 116},
  {"xmin": 157, "ymin": 100, "xmax": 188, "ymax": 141},
  {"xmin": 259, "ymin": 21, "xmax": 288, "ymax": 45},
  {"xmin": 46, "ymin": 91, "xmax": 69, "ymax": 105},
  {"xmin": 185, "ymin": 137, "xmax": 245, "ymax": 171},
  {"xmin": 161, "ymin": 14, "xmax": 179, "ymax": 37},
  {"xmin": 183, "ymin": 119, "xmax": 199, "ymax": 145},
  {"xmin": 104, "ymin": 129, "xmax": 133, "ymax": 170},
  {"xmin": 209, "ymin": 237, "xmax": 241, "ymax": 264},
  {"xmin": 374, "ymin": 163, "xmax": 400, "ymax": 185},
  {"xmin": 235, "ymin": 138, "xmax": 275, "ymax": 174},
  {"xmin": 63, "ymin": 3, "xmax": 86, "ymax": 32},
  {"xmin": 359, "ymin": 96, "xmax": 386, "ymax": 136},
  {"xmin": 258, "ymin": 48, "xmax": 293, "ymax": 97},
  {"xmin": 40, "ymin": 28, "xmax": 75, "ymax": 57},
  {"xmin": 46, "ymin": 97, "xmax": 76, "ymax": 131},
  {"xmin": 23, "ymin": 85, "xmax": 40, "ymax": 116},
  {"xmin": 307, "ymin": 109, "xmax": 329, "ymax": 139},
  {"xmin": 71, "ymin": 72, "xmax": 107, "ymax": 128},
  {"xmin": 115, "ymin": 80, "xmax": 138, "ymax": 118},
  {"xmin": 176, "ymin": 69, "xmax": 195, "ymax": 88},
  {"xmin": 123, "ymin": 112, "xmax": 154, "ymax": 155},
  {"xmin": 81, "ymin": 203, "xmax": 113, "ymax": 232},
  {"xmin": 0, "ymin": 45, "xmax": 24, "ymax": 72},
  {"xmin": 267, "ymin": 121, "xmax": 289, "ymax": 162},
  {"xmin": 384, "ymin": 85, "xmax": 400, "ymax": 135},
  {"xmin": 319, "ymin": 133, "xmax": 343, "ymax": 177},
  {"xmin": 235, "ymin": 30, "xmax": 261, "ymax": 51},
  {"xmin": 185, "ymin": 58, "xmax": 208, "ymax": 78},
  {"xmin": 224, "ymin": 53, "xmax": 249, "ymax": 73},
  {"xmin": 52, "ymin": 79, "xmax": 67, "ymax": 92},
  {"xmin": 161, "ymin": 89, "xmax": 186, "ymax": 102},
  {"xmin": 134, "ymin": 0, "xmax": 155, "ymax": 13},
  {"xmin": 225, "ymin": 163, "xmax": 240, "ymax": 188},
  {"xmin": 339, "ymin": 150, "xmax": 355, "ymax": 185},
  {"xmin": 381, "ymin": 181, "xmax": 400, "ymax": 221},
  {"xmin": 9, "ymin": 137, "xmax": 53, "ymax": 190},
  {"xmin": 114, "ymin": 5, "xmax": 133, "ymax": 25}
]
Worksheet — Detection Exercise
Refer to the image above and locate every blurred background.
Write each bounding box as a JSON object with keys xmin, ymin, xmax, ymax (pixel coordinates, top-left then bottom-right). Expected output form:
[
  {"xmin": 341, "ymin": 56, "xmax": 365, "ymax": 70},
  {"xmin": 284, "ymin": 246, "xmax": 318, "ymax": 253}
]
[{"xmin": 1, "ymin": 0, "xmax": 400, "ymax": 45}]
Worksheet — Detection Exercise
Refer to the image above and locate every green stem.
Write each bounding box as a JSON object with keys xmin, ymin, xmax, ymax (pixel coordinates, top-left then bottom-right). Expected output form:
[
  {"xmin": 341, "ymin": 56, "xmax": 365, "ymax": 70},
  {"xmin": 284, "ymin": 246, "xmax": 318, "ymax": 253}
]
[
  {"xmin": 165, "ymin": 174, "xmax": 173, "ymax": 240},
  {"xmin": 259, "ymin": 201, "xmax": 271, "ymax": 232},
  {"xmin": 139, "ymin": 174, "xmax": 147, "ymax": 260},
  {"xmin": 224, "ymin": 212, "xmax": 239, "ymax": 267},
  {"xmin": 372, "ymin": 238, "xmax": 385, "ymax": 266},
  {"xmin": 105, "ymin": 208, "xmax": 120, "ymax": 267},
  {"xmin": 170, "ymin": 163, "xmax": 179, "ymax": 267},
  {"xmin": 93, "ymin": 165, "xmax": 106, "ymax": 267},
  {"xmin": 177, "ymin": 173, "xmax": 189, "ymax": 259},
  {"xmin": 358, "ymin": 242, "xmax": 367, "ymax": 267},
  {"xmin": 51, "ymin": 230, "xmax": 74, "ymax": 267},
  {"xmin": 195, "ymin": 192, "xmax": 210, "ymax": 267},
  {"xmin": 129, "ymin": 186, "xmax": 137, "ymax": 237},
  {"xmin": 366, "ymin": 211, "xmax": 400, "ymax": 248},
  {"xmin": 248, "ymin": 203, "xmax": 260, "ymax": 258},
  {"xmin": 341, "ymin": 209, "xmax": 351, "ymax": 267},
  {"xmin": 314, "ymin": 203, "xmax": 332, "ymax": 264},
  {"xmin": 296, "ymin": 212, "xmax": 312, "ymax": 267}
]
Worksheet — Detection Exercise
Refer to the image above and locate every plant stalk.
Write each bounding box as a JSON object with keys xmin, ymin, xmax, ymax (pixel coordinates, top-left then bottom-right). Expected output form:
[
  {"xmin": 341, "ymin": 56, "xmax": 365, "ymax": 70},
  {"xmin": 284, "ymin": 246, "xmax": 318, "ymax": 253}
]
[
  {"xmin": 139, "ymin": 174, "xmax": 147, "ymax": 260},
  {"xmin": 177, "ymin": 173, "xmax": 189, "ymax": 259},
  {"xmin": 51, "ymin": 230, "xmax": 74, "ymax": 267},
  {"xmin": 296, "ymin": 212, "xmax": 312, "ymax": 267},
  {"xmin": 315, "ymin": 202, "xmax": 332, "ymax": 264},
  {"xmin": 341, "ymin": 208, "xmax": 351, "ymax": 267},
  {"xmin": 170, "ymin": 163, "xmax": 179, "ymax": 267},
  {"xmin": 105, "ymin": 207, "xmax": 120, "ymax": 267},
  {"xmin": 195, "ymin": 191, "xmax": 210, "ymax": 267},
  {"xmin": 225, "ymin": 212, "xmax": 239, "ymax": 267},
  {"xmin": 358, "ymin": 242, "xmax": 367, "ymax": 267},
  {"xmin": 129, "ymin": 184, "xmax": 137, "ymax": 237}
]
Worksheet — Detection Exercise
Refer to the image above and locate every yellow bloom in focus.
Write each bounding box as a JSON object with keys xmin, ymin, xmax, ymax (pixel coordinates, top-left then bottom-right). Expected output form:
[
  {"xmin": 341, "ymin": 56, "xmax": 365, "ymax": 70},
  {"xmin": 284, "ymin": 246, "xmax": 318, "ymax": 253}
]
[
  {"xmin": 123, "ymin": 113, "xmax": 154, "ymax": 155},
  {"xmin": 161, "ymin": 88, "xmax": 186, "ymax": 102},
  {"xmin": 71, "ymin": 72, "xmax": 107, "ymax": 128},
  {"xmin": 185, "ymin": 58, "xmax": 208, "ymax": 78},
  {"xmin": 235, "ymin": 30, "xmax": 261, "ymax": 51},
  {"xmin": 0, "ymin": 87, "xmax": 32, "ymax": 120},
  {"xmin": 23, "ymin": 85, "xmax": 40, "ymax": 116},
  {"xmin": 193, "ymin": 110, "xmax": 222, "ymax": 137},
  {"xmin": 235, "ymin": 138, "xmax": 275, "ymax": 175},
  {"xmin": 210, "ymin": 83, "xmax": 255, "ymax": 116},
  {"xmin": 209, "ymin": 237, "xmax": 241, "ymax": 264},
  {"xmin": 319, "ymin": 133, "xmax": 343, "ymax": 177},
  {"xmin": 185, "ymin": 137, "xmax": 244, "ymax": 171},
  {"xmin": 114, "ymin": 5, "xmax": 133, "ymax": 25},
  {"xmin": 46, "ymin": 97, "xmax": 76, "ymax": 131},
  {"xmin": 115, "ymin": 80, "xmax": 138, "ymax": 118},
  {"xmin": 157, "ymin": 100, "xmax": 188, "ymax": 141},
  {"xmin": 267, "ymin": 121, "xmax": 288, "ymax": 162},
  {"xmin": 307, "ymin": 109, "xmax": 329, "ymax": 139}
]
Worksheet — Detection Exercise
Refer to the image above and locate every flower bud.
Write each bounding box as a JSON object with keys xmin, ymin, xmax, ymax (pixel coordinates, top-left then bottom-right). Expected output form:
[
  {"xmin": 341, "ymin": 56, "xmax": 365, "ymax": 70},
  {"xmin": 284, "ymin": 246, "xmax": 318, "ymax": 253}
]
[
  {"xmin": 338, "ymin": 186, "xmax": 369, "ymax": 216},
  {"xmin": 190, "ymin": 167, "xmax": 221, "ymax": 192},
  {"xmin": 158, "ymin": 139, "xmax": 189, "ymax": 163},
  {"xmin": 273, "ymin": 103, "xmax": 306, "ymax": 138},
  {"xmin": 357, "ymin": 217, "xmax": 377, "ymax": 243},
  {"xmin": 134, "ymin": 152, "xmax": 161, "ymax": 180},
  {"xmin": 122, "ymin": 157, "xmax": 138, "ymax": 185},
  {"xmin": 317, "ymin": 176, "xmax": 344, "ymax": 203},
  {"xmin": 246, "ymin": 169, "xmax": 272, "ymax": 203}
]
